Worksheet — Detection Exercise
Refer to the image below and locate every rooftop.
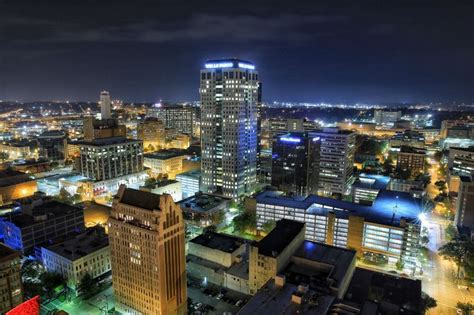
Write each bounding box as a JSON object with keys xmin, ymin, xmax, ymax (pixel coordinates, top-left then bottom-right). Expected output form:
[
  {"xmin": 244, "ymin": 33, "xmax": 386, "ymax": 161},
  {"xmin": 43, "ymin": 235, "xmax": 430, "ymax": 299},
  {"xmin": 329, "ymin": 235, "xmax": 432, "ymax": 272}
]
[
  {"xmin": 292, "ymin": 241, "xmax": 356, "ymax": 288},
  {"xmin": 353, "ymin": 173, "xmax": 390, "ymax": 191},
  {"xmin": 399, "ymin": 146, "xmax": 426, "ymax": 154},
  {"xmin": 204, "ymin": 58, "xmax": 255, "ymax": 70},
  {"xmin": 178, "ymin": 193, "xmax": 230, "ymax": 213},
  {"xmin": 43, "ymin": 228, "xmax": 108, "ymax": 261},
  {"xmin": 0, "ymin": 243, "xmax": 20, "ymax": 262},
  {"xmin": 77, "ymin": 137, "xmax": 140, "ymax": 146},
  {"xmin": 0, "ymin": 170, "xmax": 34, "ymax": 187},
  {"xmin": 144, "ymin": 149, "xmax": 186, "ymax": 160},
  {"xmin": 119, "ymin": 187, "xmax": 162, "ymax": 211},
  {"xmin": 190, "ymin": 231, "xmax": 245, "ymax": 253},
  {"xmin": 344, "ymin": 267, "xmax": 421, "ymax": 315},
  {"xmin": 176, "ymin": 169, "xmax": 201, "ymax": 180},
  {"xmin": 255, "ymin": 190, "xmax": 422, "ymax": 226},
  {"xmin": 256, "ymin": 219, "xmax": 305, "ymax": 257}
]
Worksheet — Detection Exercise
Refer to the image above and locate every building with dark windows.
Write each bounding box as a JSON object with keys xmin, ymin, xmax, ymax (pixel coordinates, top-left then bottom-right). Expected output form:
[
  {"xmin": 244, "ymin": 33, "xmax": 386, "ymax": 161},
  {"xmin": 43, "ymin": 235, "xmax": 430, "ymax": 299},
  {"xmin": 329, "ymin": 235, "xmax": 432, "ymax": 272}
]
[
  {"xmin": 271, "ymin": 132, "xmax": 320, "ymax": 196},
  {"xmin": 455, "ymin": 176, "xmax": 474, "ymax": 229},
  {"xmin": 137, "ymin": 117, "xmax": 165, "ymax": 152},
  {"xmin": 0, "ymin": 198, "xmax": 85, "ymax": 254},
  {"xmin": 200, "ymin": 59, "xmax": 259, "ymax": 198},
  {"xmin": 147, "ymin": 105, "xmax": 194, "ymax": 135},
  {"xmin": 0, "ymin": 243, "xmax": 23, "ymax": 314},
  {"xmin": 396, "ymin": 146, "xmax": 426, "ymax": 176},
  {"xmin": 108, "ymin": 185, "xmax": 187, "ymax": 315},
  {"xmin": 37, "ymin": 130, "xmax": 66, "ymax": 161}
]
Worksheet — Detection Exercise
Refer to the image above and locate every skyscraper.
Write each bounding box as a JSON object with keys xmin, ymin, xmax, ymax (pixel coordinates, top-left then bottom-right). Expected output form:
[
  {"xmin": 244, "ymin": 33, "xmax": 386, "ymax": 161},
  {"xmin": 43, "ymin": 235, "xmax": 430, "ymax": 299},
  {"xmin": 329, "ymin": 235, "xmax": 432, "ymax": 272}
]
[
  {"xmin": 100, "ymin": 91, "xmax": 111, "ymax": 120},
  {"xmin": 200, "ymin": 59, "xmax": 259, "ymax": 198},
  {"xmin": 108, "ymin": 185, "xmax": 187, "ymax": 314}
]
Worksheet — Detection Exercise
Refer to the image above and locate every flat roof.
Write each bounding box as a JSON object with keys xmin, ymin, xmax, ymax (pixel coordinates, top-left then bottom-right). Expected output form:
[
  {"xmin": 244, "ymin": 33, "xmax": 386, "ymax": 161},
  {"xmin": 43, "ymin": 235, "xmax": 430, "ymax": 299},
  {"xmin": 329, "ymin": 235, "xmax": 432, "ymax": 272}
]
[
  {"xmin": 178, "ymin": 193, "xmax": 229, "ymax": 213},
  {"xmin": 353, "ymin": 173, "xmax": 390, "ymax": 191},
  {"xmin": 0, "ymin": 243, "xmax": 20, "ymax": 261},
  {"xmin": 256, "ymin": 219, "xmax": 305, "ymax": 257},
  {"xmin": 190, "ymin": 231, "xmax": 244, "ymax": 253},
  {"xmin": 120, "ymin": 187, "xmax": 162, "ymax": 211},
  {"xmin": 144, "ymin": 150, "xmax": 186, "ymax": 160},
  {"xmin": 176, "ymin": 169, "xmax": 201, "ymax": 180},
  {"xmin": 293, "ymin": 241, "xmax": 356, "ymax": 288},
  {"xmin": 0, "ymin": 170, "xmax": 33, "ymax": 187},
  {"xmin": 77, "ymin": 137, "xmax": 140, "ymax": 146},
  {"xmin": 255, "ymin": 190, "xmax": 422, "ymax": 226},
  {"xmin": 344, "ymin": 267, "xmax": 421, "ymax": 315},
  {"xmin": 43, "ymin": 228, "xmax": 108, "ymax": 261}
]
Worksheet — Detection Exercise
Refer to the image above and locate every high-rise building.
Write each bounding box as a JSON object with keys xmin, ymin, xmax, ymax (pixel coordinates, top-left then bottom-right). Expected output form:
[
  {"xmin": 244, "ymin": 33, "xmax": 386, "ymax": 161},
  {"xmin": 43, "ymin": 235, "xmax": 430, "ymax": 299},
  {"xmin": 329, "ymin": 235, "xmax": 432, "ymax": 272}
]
[
  {"xmin": 137, "ymin": 118, "xmax": 165, "ymax": 151},
  {"xmin": 311, "ymin": 128, "xmax": 356, "ymax": 196},
  {"xmin": 200, "ymin": 58, "xmax": 259, "ymax": 198},
  {"xmin": 396, "ymin": 146, "xmax": 426, "ymax": 177},
  {"xmin": 147, "ymin": 105, "xmax": 194, "ymax": 135},
  {"xmin": 271, "ymin": 132, "xmax": 320, "ymax": 196},
  {"xmin": 100, "ymin": 91, "xmax": 111, "ymax": 120},
  {"xmin": 108, "ymin": 185, "xmax": 187, "ymax": 314},
  {"xmin": 37, "ymin": 130, "xmax": 67, "ymax": 161},
  {"xmin": 0, "ymin": 244, "xmax": 23, "ymax": 314},
  {"xmin": 455, "ymin": 176, "xmax": 474, "ymax": 229}
]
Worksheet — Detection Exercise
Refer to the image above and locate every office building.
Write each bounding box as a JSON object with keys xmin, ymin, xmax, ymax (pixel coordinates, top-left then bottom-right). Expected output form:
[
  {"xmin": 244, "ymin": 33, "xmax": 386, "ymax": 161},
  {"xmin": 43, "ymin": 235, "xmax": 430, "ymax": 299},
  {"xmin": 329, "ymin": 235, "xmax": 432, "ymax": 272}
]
[
  {"xmin": 140, "ymin": 179, "xmax": 182, "ymax": 202},
  {"xmin": 455, "ymin": 176, "xmax": 474, "ymax": 229},
  {"xmin": 147, "ymin": 105, "xmax": 194, "ymax": 135},
  {"xmin": 0, "ymin": 244, "xmax": 23, "ymax": 314},
  {"xmin": 271, "ymin": 132, "xmax": 320, "ymax": 196},
  {"xmin": 137, "ymin": 118, "xmax": 165, "ymax": 152},
  {"xmin": 352, "ymin": 174, "xmax": 390, "ymax": 205},
  {"xmin": 100, "ymin": 91, "xmax": 112, "ymax": 120},
  {"xmin": 41, "ymin": 227, "xmax": 110, "ymax": 294},
  {"xmin": 252, "ymin": 189, "xmax": 421, "ymax": 270},
  {"xmin": 396, "ymin": 146, "xmax": 426, "ymax": 176},
  {"xmin": 0, "ymin": 140, "xmax": 37, "ymax": 160},
  {"xmin": 374, "ymin": 109, "xmax": 401, "ymax": 125},
  {"xmin": 108, "ymin": 186, "xmax": 187, "ymax": 315},
  {"xmin": 176, "ymin": 169, "xmax": 201, "ymax": 199},
  {"xmin": 0, "ymin": 170, "xmax": 37, "ymax": 206},
  {"xmin": 200, "ymin": 58, "xmax": 259, "ymax": 198},
  {"xmin": 0, "ymin": 199, "xmax": 85, "ymax": 253},
  {"xmin": 78, "ymin": 137, "xmax": 144, "ymax": 181},
  {"xmin": 389, "ymin": 130, "xmax": 425, "ymax": 150},
  {"xmin": 143, "ymin": 150, "xmax": 185, "ymax": 179},
  {"xmin": 448, "ymin": 147, "xmax": 474, "ymax": 177},
  {"xmin": 37, "ymin": 130, "xmax": 66, "ymax": 161},
  {"xmin": 178, "ymin": 192, "xmax": 230, "ymax": 226},
  {"xmin": 187, "ymin": 231, "xmax": 250, "ymax": 294},
  {"xmin": 310, "ymin": 128, "xmax": 356, "ymax": 196}
]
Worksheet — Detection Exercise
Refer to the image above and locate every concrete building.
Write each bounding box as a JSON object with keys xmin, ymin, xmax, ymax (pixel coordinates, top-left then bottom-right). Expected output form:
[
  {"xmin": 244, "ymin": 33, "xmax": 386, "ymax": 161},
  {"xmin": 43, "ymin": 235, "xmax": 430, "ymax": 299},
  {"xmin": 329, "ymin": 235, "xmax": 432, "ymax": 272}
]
[
  {"xmin": 252, "ymin": 190, "xmax": 421, "ymax": 270},
  {"xmin": 137, "ymin": 118, "xmax": 166, "ymax": 152},
  {"xmin": 455, "ymin": 176, "xmax": 474, "ymax": 229},
  {"xmin": 310, "ymin": 128, "xmax": 356, "ymax": 196},
  {"xmin": 37, "ymin": 130, "xmax": 66, "ymax": 161},
  {"xmin": 0, "ymin": 140, "xmax": 37, "ymax": 160},
  {"xmin": 147, "ymin": 105, "xmax": 194, "ymax": 135},
  {"xmin": 448, "ymin": 147, "xmax": 474, "ymax": 177},
  {"xmin": 396, "ymin": 146, "xmax": 426, "ymax": 176},
  {"xmin": 200, "ymin": 59, "xmax": 259, "ymax": 198},
  {"xmin": 40, "ymin": 227, "xmax": 110, "ymax": 294},
  {"xmin": 389, "ymin": 178, "xmax": 424, "ymax": 197},
  {"xmin": 100, "ymin": 91, "xmax": 112, "ymax": 120},
  {"xmin": 187, "ymin": 231, "xmax": 249, "ymax": 294},
  {"xmin": 271, "ymin": 133, "xmax": 320, "ymax": 196},
  {"xmin": 78, "ymin": 137, "xmax": 144, "ymax": 182},
  {"xmin": 0, "ymin": 244, "xmax": 23, "ymax": 314},
  {"xmin": 140, "ymin": 179, "xmax": 182, "ymax": 202},
  {"xmin": 178, "ymin": 193, "xmax": 230, "ymax": 226},
  {"xmin": 389, "ymin": 130, "xmax": 425, "ymax": 150},
  {"xmin": 143, "ymin": 150, "xmax": 185, "ymax": 179},
  {"xmin": 108, "ymin": 186, "xmax": 187, "ymax": 315},
  {"xmin": 0, "ymin": 170, "xmax": 37, "ymax": 206},
  {"xmin": 0, "ymin": 199, "xmax": 85, "ymax": 254},
  {"xmin": 352, "ymin": 174, "xmax": 390, "ymax": 205},
  {"xmin": 176, "ymin": 169, "xmax": 201, "ymax": 199},
  {"xmin": 374, "ymin": 109, "xmax": 401, "ymax": 125},
  {"xmin": 83, "ymin": 116, "xmax": 126, "ymax": 142}
]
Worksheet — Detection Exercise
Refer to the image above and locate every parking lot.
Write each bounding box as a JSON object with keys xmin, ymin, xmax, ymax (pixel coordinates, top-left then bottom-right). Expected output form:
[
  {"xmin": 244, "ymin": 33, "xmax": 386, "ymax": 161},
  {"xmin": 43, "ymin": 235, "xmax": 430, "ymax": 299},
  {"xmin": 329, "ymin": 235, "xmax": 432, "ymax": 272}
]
[{"xmin": 187, "ymin": 277, "xmax": 250, "ymax": 314}]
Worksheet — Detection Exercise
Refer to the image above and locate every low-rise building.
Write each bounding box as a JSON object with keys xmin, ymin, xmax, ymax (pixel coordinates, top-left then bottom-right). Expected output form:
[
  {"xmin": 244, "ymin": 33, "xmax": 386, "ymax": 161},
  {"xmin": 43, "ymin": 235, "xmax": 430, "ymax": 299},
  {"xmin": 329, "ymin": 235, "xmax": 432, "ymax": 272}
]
[
  {"xmin": 140, "ymin": 179, "xmax": 182, "ymax": 202},
  {"xmin": 352, "ymin": 174, "xmax": 390, "ymax": 205},
  {"xmin": 396, "ymin": 146, "xmax": 426, "ymax": 176},
  {"xmin": 178, "ymin": 193, "xmax": 230, "ymax": 226},
  {"xmin": 41, "ymin": 227, "xmax": 110, "ymax": 294},
  {"xmin": 455, "ymin": 176, "xmax": 474, "ymax": 229},
  {"xmin": 144, "ymin": 150, "xmax": 185, "ymax": 179},
  {"xmin": 0, "ymin": 170, "xmax": 37, "ymax": 206},
  {"xmin": 37, "ymin": 130, "xmax": 66, "ymax": 161},
  {"xmin": 176, "ymin": 169, "xmax": 201, "ymax": 199},
  {"xmin": 389, "ymin": 130, "xmax": 425, "ymax": 150},
  {"xmin": 0, "ymin": 199, "xmax": 85, "ymax": 253},
  {"xmin": 0, "ymin": 243, "xmax": 23, "ymax": 314}
]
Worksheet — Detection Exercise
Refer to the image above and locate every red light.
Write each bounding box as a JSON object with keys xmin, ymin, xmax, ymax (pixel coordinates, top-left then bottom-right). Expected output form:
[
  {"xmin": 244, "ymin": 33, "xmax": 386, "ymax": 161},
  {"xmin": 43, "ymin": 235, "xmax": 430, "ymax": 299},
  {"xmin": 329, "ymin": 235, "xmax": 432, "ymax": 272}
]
[{"xmin": 6, "ymin": 296, "xmax": 40, "ymax": 315}]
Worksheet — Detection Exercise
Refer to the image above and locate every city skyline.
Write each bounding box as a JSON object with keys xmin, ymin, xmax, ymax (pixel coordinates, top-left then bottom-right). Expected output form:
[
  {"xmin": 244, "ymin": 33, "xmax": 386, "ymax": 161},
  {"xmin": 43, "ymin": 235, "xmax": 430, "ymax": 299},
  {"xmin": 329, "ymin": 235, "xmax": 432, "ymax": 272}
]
[{"xmin": 1, "ymin": 1, "xmax": 474, "ymax": 103}]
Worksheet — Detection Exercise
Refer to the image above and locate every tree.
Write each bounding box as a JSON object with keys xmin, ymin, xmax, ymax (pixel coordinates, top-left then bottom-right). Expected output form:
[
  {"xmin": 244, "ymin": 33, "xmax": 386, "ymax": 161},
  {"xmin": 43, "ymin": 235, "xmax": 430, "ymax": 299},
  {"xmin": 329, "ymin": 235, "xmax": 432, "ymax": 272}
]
[
  {"xmin": 456, "ymin": 302, "xmax": 474, "ymax": 315},
  {"xmin": 439, "ymin": 236, "xmax": 474, "ymax": 279},
  {"xmin": 261, "ymin": 220, "xmax": 276, "ymax": 234},
  {"xmin": 0, "ymin": 152, "xmax": 9, "ymax": 162},
  {"xmin": 395, "ymin": 259, "xmax": 404, "ymax": 270},
  {"xmin": 40, "ymin": 272, "xmax": 66, "ymax": 298},
  {"xmin": 145, "ymin": 177, "xmax": 156, "ymax": 187},
  {"xmin": 445, "ymin": 224, "xmax": 458, "ymax": 241},
  {"xmin": 57, "ymin": 187, "xmax": 73, "ymax": 204},
  {"xmin": 211, "ymin": 210, "xmax": 225, "ymax": 225},
  {"xmin": 232, "ymin": 211, "xmax": 256, "ymax": 233},
  {"xmin": 421, "ymin": 292, "xmax": 437, "ymax": 314},
  {"xmin": 420, "ymin": 235, "xmax": 429, "ymax": 246},
  {"xmin": 78, "ymin": 273, "xmax": 98, "ymax": 298}
]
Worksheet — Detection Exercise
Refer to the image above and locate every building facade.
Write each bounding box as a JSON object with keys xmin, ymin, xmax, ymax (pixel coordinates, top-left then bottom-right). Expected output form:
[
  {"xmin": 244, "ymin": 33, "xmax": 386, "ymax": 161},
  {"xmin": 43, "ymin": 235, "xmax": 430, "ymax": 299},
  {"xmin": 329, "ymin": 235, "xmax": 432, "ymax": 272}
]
[
  {"xmin": 455, "ymin": 177, "xmax": 474, "ymax": 229},
  {"xmin": 108, "ymin": 186, "xmax": 187, "ymax": 315},
  {"xmin": 396, "ymin": 146, "xmax": 426, "ymax": 176},
  {"xmin": 0, "ymin": 244, "xmax": 23, "ymax": 314},
  {"xmin": 200, "ymin": 59, "xmax": 259, "ymax": 198},
  {"xmin": 271, "ymin": 133, "xmax": 320, "ymax": 196},
  {"xmin": 137, "ymin": 118, "xmax": 165, "ymax": 152},
  {"xmin": 176, "ymin": 169, "xmax": 201, "ymax": 199},
  {"xmin": 143, "ymin": 150, "xmax": 184, "ymax": 179},
  {"xmin": 37, "ymin": 130, "xmax": 66, "ymax": 161},
  {"xmin": 147, "ymin": 105, "xmax": 194, "ymax": 135}
]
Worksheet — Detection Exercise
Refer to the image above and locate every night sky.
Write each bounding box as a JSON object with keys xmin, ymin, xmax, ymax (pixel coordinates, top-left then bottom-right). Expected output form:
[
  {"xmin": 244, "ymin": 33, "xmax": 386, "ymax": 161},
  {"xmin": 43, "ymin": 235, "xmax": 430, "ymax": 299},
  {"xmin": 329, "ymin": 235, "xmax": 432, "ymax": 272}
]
[{"xmin": 1, "ymin": 0, "xmax": 474, "ymax": 103}]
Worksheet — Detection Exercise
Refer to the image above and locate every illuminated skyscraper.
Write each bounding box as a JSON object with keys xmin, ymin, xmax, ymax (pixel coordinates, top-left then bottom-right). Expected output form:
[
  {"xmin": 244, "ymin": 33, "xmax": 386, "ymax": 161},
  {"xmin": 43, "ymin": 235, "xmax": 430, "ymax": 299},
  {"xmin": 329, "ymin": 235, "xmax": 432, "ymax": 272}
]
[
  {"xmin": 108, "ymin": 185, "xmax": 187, "ymax": 314},
  {"xmin": 200, "ymin": 59, "xmax": 259, "ymax": 198},
  {"xmin": 100, "ymin": 91, "xmax": 111, "ymax": 120}
]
